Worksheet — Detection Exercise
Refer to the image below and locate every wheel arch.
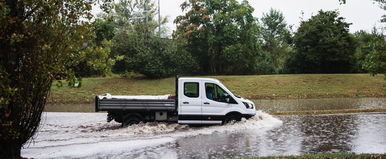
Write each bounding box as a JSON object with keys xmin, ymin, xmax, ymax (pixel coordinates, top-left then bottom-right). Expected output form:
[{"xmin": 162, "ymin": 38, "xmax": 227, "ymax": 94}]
[{"xmin": 225, "ymin": 111, "xmax": 242, "ymax": 117}]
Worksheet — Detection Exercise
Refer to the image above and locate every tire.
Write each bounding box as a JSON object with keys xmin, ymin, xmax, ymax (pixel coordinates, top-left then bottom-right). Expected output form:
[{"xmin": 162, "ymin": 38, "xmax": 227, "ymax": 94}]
[
  {"xmin": 223, "ymin": 115, "xmax": 241, "ymax": 125},
  {"xmin": 122, "ymin": 116, "xmax": 141, "ymax": 127}
]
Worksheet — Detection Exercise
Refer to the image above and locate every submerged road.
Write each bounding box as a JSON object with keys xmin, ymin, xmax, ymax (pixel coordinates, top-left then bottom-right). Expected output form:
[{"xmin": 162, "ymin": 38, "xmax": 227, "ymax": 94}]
[{"xmin": 21, "ymin": 111, "xmax": 386, "ymax": 159}]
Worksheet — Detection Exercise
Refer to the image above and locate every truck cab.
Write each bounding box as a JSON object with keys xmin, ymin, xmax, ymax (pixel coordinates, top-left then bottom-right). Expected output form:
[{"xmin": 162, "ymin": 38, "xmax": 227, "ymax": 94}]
[
  {"xmin": 96, "ymin": 77, "xmax": 256, "ymax": 125},
  {"xmin": 178, "ymin": 77, "xmax": 256, "ymax": 124}
]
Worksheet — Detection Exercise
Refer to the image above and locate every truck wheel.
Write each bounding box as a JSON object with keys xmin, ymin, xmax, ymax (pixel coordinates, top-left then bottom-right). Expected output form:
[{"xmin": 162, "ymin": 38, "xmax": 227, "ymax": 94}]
[
  {"xmin": 122, "ymin": 116, "xmax": 141, "ymax": 127},
  {"xmin": 223, "ymin": 115, "xmax": 241, "ymax": 125}
]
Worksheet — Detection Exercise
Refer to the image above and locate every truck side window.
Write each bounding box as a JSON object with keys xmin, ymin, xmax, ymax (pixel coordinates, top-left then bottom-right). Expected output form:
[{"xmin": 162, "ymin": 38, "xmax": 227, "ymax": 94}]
[
  {"xmin": 205, "ymin": 83, "xmax": 236, "ymax": 104},
  {"xmin": 184, "ymin": 82, "xmax": 199, "ymax": 98}
]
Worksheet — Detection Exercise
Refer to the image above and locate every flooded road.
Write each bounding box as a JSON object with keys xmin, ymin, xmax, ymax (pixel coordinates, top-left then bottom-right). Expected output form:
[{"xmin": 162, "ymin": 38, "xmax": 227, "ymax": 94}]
[
  {"xmin": 119, "ymin": 113, "xmax": 386, "ymax": 158},
  {"xmin": 27, "ymin": 97, "xmax": 386, "ymax": 158},
  {"xmin": 22, "ymin": 112, "xmax": 386, "ymax": 158},
  {"xmin": 252, "ymin": 97, "xmax": 386, "ymax": 112}
]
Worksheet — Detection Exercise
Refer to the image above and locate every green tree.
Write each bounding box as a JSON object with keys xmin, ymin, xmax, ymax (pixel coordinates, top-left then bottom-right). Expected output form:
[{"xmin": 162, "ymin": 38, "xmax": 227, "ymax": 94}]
[
  {"xmin": 105, "ymin": 0, "xmax": 173, "ymax": 76},
  {"xmin": 111, "ymin": 27, "xmax": 146, "ymax": 73},
  {"xmin": 71, "ymin": 18, "xmax": 117, "ymax": 78},
  {"xmin": 340, "ymin": 0, "xmax": 385, "ymax": 81},
  {"xmin": 110, "ymin": 0, "xmax": 156, "ymax": 27},
  {"xmin": 354, "ymin": 29, "xmax": 386, "ymax": 75},
  {"xmin": 0, "ymin": 0, "xmax": 111, "ymax": 158},
  {"xmin": 174, "ymin": 0, "xmax": 262, "ymax": 74},
  {"xmin": 100, "ymin": 0, "xmax": 168, "ymax": 36},
  {"xmin": 72, "ymin": 40, "xmax": 115, "ymax": 77},
  {"xmin": 93, "ymin": 17, "xmax": 117, "ymax": 45},
  {"xmin": 260, "ymin": 9, "xmax": 293, "ymax": 73},
  {"xmin": 112, "ymin": 28, "xmax": 197, "ymax": 78},
  {"xmin": 286, "ymin": 10, "xmax": 357, "ymax": 73}
]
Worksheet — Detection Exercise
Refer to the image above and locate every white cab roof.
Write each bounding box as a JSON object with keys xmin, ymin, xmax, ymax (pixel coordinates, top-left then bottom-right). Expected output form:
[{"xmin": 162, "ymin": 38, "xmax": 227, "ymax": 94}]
[{"xmin": 178, "ymin": 77, "xmax": 220, "ymax": 83}]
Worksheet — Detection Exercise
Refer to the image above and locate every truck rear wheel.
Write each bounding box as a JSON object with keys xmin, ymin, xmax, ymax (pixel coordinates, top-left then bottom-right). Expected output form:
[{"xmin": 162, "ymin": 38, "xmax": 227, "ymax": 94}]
[
  {"xmin": 223, "ymin": 115, "xmax": 241, "ymax": 125},
  {"xmin": 122, "ymin": 116, "xmax": 141, "ymax": 127}
]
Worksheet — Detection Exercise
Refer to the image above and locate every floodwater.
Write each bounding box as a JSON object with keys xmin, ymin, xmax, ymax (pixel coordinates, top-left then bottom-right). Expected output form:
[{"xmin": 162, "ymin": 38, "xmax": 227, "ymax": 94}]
[
  {"xmin": 22, "ymin": 112, "xmax": 386, "ymax": 158},
  {"xmin": 26, "ymin": 97, "xmax": 386, "ymax": 158},
  {"xmin": 252, "ymin": 97, "xmax": 386, "ymax": 112},
  {"xmin": 114, "ymin": 113, "xmax": 386, "ymax": 158}
]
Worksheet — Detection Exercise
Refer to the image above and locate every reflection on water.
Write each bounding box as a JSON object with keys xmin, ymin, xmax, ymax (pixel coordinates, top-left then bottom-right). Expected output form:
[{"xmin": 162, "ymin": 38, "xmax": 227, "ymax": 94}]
[
  {"xmin": 253, "ymin": 98, "xmax": 386, "ymax": 112},
  {"xmin": 124, "ymin": 113, "xmax": 386, "ymax": 158},
  {"xmin": 298, "ymin": 114, "xmax": 356, "ymax": 154}
]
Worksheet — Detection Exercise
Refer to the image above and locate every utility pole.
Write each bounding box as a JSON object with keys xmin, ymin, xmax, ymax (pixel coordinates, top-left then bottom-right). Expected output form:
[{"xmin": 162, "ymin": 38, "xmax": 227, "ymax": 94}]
[
  {"xmin": 145, "ymin": 0, "xmax": 149, "ymax": 40},
  {"xmin": 158, "ymin": 0, "xmax": 161, "ymax": 37}
]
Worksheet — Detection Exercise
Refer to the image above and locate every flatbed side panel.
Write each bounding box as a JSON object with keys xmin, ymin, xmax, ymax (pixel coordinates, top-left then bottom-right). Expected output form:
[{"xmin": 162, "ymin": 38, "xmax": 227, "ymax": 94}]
[{"xmin": 97, "ymin": 99, "xmax": 176, "ymax": 111}]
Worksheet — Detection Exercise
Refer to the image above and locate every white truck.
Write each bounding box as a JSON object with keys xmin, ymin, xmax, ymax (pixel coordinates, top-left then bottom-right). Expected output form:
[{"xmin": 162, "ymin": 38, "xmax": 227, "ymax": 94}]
[{"xmin": 95, "ymin": 77, "xmax": 256, "ymax": 126}]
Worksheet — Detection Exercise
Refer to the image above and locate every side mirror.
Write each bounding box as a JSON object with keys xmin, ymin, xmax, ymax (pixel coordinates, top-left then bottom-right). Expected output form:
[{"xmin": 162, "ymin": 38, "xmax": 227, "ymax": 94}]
[{"xmin": 225, "ymin": 97, "xmax": 230, "ymax": 103}]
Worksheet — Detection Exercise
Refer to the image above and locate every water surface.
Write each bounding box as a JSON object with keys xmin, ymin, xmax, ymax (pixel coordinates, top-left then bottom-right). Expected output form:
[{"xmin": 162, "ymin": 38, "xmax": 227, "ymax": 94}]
[
  {"xmin": 121, "ymin": 113, "xmax": 386, "ymax": 158},
  {"xmin": 253, "ymin": 97, "xmax": 386, "ymax": 112}
]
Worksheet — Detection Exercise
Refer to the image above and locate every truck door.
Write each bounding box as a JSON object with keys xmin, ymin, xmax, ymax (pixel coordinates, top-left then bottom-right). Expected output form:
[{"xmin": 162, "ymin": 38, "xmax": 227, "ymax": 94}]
[
  {"xmin": 178, "ymin": 81, "xmax": 202, "ymax": 124},
  {"xmin": 202, "ymin": 82, "xmax": 237, "ymax": 124}
]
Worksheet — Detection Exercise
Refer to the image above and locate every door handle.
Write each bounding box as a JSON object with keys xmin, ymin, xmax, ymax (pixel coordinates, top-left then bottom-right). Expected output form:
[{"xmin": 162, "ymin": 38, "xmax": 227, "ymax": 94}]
[
  {"xmin": 183, "ymin": 102, "xmax": 189, "ymax": 104},
  {"xmin": 204, "ymin": 102, "xmax": 210, "ymax": 105}
]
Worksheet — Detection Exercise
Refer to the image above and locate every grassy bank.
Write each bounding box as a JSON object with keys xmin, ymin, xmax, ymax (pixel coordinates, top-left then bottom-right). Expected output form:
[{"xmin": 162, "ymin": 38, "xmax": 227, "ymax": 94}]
[
  {"xmin": 49, "ymin": 74, "xmax": 385, "ymax": 104},
  {"xmin": 243, "ymin": 153, "xmax": 386, "ymax": 159}
]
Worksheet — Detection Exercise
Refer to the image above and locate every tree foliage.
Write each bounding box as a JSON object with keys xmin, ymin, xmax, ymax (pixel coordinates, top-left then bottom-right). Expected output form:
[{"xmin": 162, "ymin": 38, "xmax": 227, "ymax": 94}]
[
  {"xmin": 285, "ymin": 10, "xmax": 357, "ymax": 73},
  {"xmin": 112, "ymin": 28, "xmax": 197, "ymax": 78},
  {"xmin": 0, "ymin": 0, "xmax": 111, "ymax": 158},
  {"xmin": 100, "ymin": 0, "xmax": 168, "ymax": 36},
  {"xmin": 354, "ymin": 29, "xmax": 386, "ymax": 75},
  {"xmin": 259, "ymin": 9, "xmax": 293, "ymax": 73},
  {"xmin": 70, "ymin": 18, "xmax": 117, "ymax": 78},
  {"xmin": 72, "ymin": 40, "xmax": 115, "ymax": 77},
  {"xmin": 174, "ymin": 0, "xmax": 263, "ymax": 74},
  {"xmin": 106, "ymin": 0, "xmax": 195, "ymax": 78},
  {"xmin": 93, "ymin": 17, "xmax": 117, "ymax": 45}
]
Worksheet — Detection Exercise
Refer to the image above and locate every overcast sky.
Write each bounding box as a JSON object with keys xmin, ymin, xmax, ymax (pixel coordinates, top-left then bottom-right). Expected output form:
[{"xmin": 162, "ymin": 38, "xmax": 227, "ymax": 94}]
[{"xmin": 158, "ymin": 0, "xmax": 385, "ymax": 35}]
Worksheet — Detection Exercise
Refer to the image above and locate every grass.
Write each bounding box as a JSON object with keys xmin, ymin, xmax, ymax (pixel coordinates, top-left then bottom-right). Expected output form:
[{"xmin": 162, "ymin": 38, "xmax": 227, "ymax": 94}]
[
  {"xmin": 49, "ymin": 74, "xmax": 385, "ymax": 104},
  {"xmin": 242, "ymin": 153, "xmax": 386, "ymax": 159}
]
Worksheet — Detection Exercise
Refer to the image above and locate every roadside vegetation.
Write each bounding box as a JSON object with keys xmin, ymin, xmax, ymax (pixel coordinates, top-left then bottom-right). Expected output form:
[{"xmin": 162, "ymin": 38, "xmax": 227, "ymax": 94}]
[
  {"xmin": 244, "ymin": 153, "xmax": 386, "ymax": 159},
  {"xmin": 49, "ymin": 74, "xmax": 385, "ymax": 104}
]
